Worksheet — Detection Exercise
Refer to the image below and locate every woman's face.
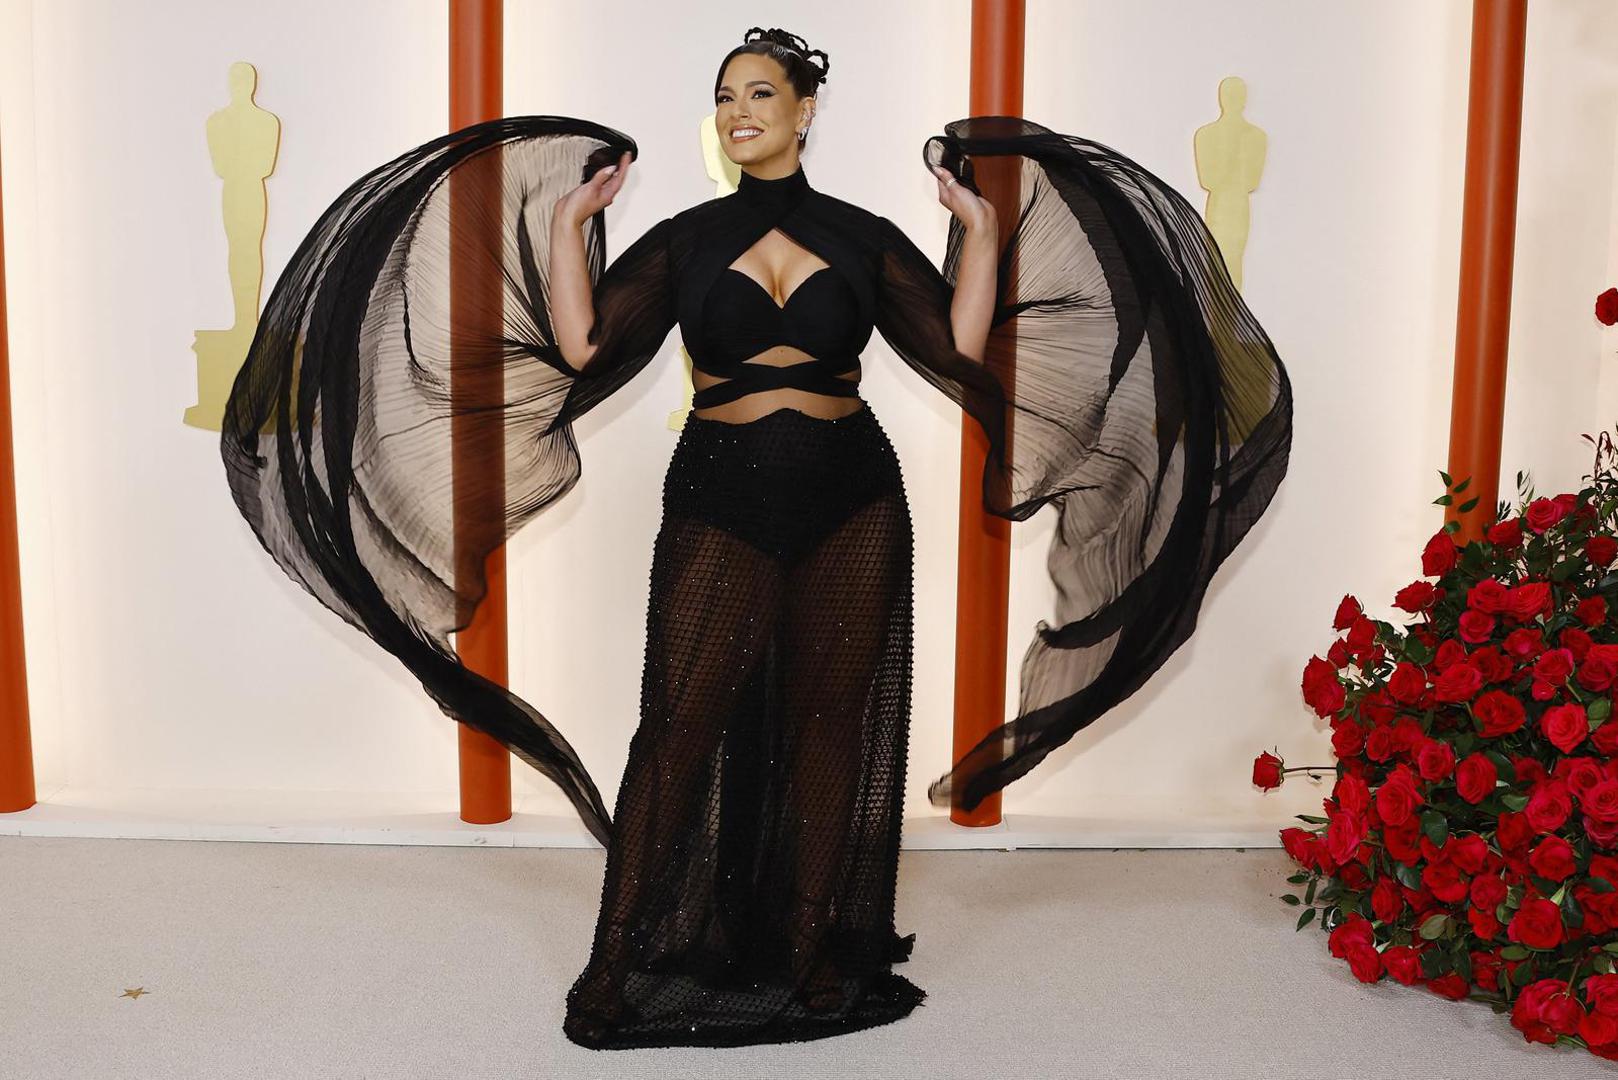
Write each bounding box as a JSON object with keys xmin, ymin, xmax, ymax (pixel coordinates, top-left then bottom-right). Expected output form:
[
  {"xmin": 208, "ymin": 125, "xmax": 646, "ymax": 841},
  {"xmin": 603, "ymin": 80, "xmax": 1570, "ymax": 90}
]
[{"xmin": 715, "ymin": 53, "xmax": 814, "ymax": 173}]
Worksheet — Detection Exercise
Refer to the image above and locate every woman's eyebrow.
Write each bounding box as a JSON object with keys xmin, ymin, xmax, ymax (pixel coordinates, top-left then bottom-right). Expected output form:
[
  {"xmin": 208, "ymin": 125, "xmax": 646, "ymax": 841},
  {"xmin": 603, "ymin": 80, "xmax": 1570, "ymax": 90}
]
[{"xmin": 716, "ymin": 80, "xmax": 776, "ymax": 94}]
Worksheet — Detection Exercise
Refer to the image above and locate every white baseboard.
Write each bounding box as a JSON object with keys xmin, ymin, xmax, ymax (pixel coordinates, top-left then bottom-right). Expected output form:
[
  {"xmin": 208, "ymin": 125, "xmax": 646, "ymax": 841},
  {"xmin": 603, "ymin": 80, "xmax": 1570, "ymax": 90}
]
[{"xmin": 0, "ymin": 786, "xmax": 1288, "ymax": 850}]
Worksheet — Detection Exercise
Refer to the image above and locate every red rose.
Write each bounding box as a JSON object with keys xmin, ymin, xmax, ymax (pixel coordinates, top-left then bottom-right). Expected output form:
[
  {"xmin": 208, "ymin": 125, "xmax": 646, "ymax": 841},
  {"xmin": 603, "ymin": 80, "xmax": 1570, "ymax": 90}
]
[
  {"xmin": 1458, "ymin": 610, "xmax": 1496, "ymax": 643},
  {"xmin": 1497, "ymin": 810, "xmax": 1534, "ymax": 852},
  {"xmin": 1558, "ymin": 755, "xmax": 1605, "ymax": 795},
  {"xmin": 1514, "ymin": 978, "xmax": 1570, "ymax": 1044},
  {"xmin": 1422, "ymin": 861, "xmax": 1469, "ymax": 903},
  {"xmin": 1472, "ymin": 645, "xmax": 1513, "ymax": 683},
  {"xmin": 1333, "ymin": 772, "xmax": 1370, "ymax": 815},
  {"xmin": 1416, "ymin": 739, "xmax": 1456, "ymax": 782},
  {"xmin": 1515, "ymin": 755, "xmax": 1550, "ymax": 786},
  {"xmin": 1562, "ymin": 627, "xmax": 1596, "ymax": 660},
  {"xmin": 1387, "ymin": 662, "xmax": 1427, "ymax": 705},
  {"xmin": 1508, "ymin": 897, "xmax": 1566, "ymax": 949},
  {"xmin": 1345, "ymin": 943, "xmax": 1383, "ymax": 983},
  {"xmin": 1590, "ymin": 535, "xmax": 1618, "ymax": 567},
  {"xmin": 1422, "ymin": 531, "xmax": 1458, "ymax": 576},
  {"xmin": 1470, "ymin": 904, "xmax": 1503, "ymax": 940},
  {"xmin": 1529, "ymin": 836, "xmax": 1578, "ymax": 881},
  {"xmin": 1301, "ymin": 656, "xmax": 1345, "ymax": 717},
  {"xmin": 1375, "ymin": 766, "xmax": 1423, "ymax": 827},
  {"xmin": 1470, "ymin": 873, "xmax": 1508, "ymax": 910},
  {"xmin": 1327, "ymin": 913, "xmax": 1375, "ymax": 958},
  {"xmin": 1326, "ymin": 809, "xmax": 1367, "ymax": 866},
  {"xmin": 1582, "ymin": 1011, "xmax": 1618, "ymax": 1050},
  {"xmin": 1508, "ymin": 582, "xmax": 1552, "ymax": 621},
  {"xmin": 1252, "ymin": 750, "xmax": 1283, "ymax": 790},
  {"xmin": 1371, "ymin": 876, "xmax": 1404, "ymax": 923},
  {"xmin": 1598, "ymin": 286, "xmax": 1618, "ymax": 326},
  {"xmin": 1582, "ymin": 779, "xmax": 1618, "ymax": 823},
  {"xmin": 1539, "ymin": 703, "xmax": 1588, "ymax": 753},
  {"xmin": 1331, "ymin": 721, "xmax": 1366, "ymax": 758},
  {"xmin": 1586, "ymin": 973, "xmax": 1618, "ymax": 1016},
  {"xmin": 1434, "ymin": 662, "xmax": 1484, "ymax": 703},
  {"xmin": 1473, "ymin": 689, "xmax": 1527, "ymax": 737},
  {"xmin": 1332, "ymin": 594, "xmax": 1362, "ymax": 631},
  {"xmin": 1279, "ymin": 826, "xmax": 1322, "ymax": 870},
  {"xmin": 1534, "ymin": 648, "xmax": 1575, "ymax": 684},
  {"xmin": 1594, "ymin": 720, "xmax": 1618, "ymax": 756},
  {"xmin": 1471, "ymin": 950, "xmax": 1503, "ymax": 990},
  {"xmin": 1393, "ymin": 581, "xmax": 1436, "ymax": 613},
  {"xmin": 1455, "ymin": 753, "xmax": 1498, "ymax": 804},
  {"xmin": 1526, "ymin": 781, "xmax": 1574, "ymax": 833},
  {"xmin": 1502, "ymin": 627, "xmax": 1545, "ymax": 661},
  {"xmin": 1382, "ymin": 944, "xmax": 1423, "ymax": 985},
  {"xmin": 1384, "ymin": 815, "xmax": 1423, "ymax": 862},
  {"xmin": 1364, "ymin": 726, "xmax": 1395, "ymax": 762},
  {"xmin": 1428, "ymin": 973, "xmax": 1470, "ymax": 1000},
  {"xmin": 1487, "ymin": 517, "xmax": 1524, "ymax": 547},
  {"xmin": 1525, "ymin": 498, "xmax": 1569, "ymax": 533},
  {"xmin": 1449, "ymin": 833, "xmax": 1488, "ymax": 874},
  {"xmin": 1342, "ymin": 615, "xmax": 1373, "ymax": 651},
  {"xmin": 1579, "ymin": 596, "xmax": 1610, "ymax": 628},
  {"xmin": 1595, "ymin": 816, "xmax": 1618, "ymax": 851},
  {"xmin": 1433, "ymin": 638, "xmax": 1467, "ymax": 671},
  {"xmin": 1582, "ymin": 644, "xmax": 1618, "ymax": 692},
  {"xmin": 1468, "ymin": 578, "xmax": 1510, "ymax": 614}
]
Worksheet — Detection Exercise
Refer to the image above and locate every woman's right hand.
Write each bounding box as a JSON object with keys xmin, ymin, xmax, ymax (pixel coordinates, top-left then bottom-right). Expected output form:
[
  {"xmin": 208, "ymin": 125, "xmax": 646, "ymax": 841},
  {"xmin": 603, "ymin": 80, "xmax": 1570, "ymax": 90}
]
[{"xmin": 556, "ymin": 150, "xmax": 632, "ymax": 229}]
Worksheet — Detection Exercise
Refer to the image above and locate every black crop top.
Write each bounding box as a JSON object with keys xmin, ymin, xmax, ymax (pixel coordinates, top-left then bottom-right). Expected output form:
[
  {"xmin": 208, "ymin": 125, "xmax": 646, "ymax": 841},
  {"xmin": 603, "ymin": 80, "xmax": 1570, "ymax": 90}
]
[{"xmin": 691, "ymin": 260, "xmax": 865, "ymax": 409}]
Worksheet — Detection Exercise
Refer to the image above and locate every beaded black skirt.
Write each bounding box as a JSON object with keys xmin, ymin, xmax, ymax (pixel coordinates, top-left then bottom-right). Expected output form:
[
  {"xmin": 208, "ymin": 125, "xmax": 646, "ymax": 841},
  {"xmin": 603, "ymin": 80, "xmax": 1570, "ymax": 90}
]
[{"xmin": 563, "ymin": 401, "xmax": 926, "ymax": 1049}]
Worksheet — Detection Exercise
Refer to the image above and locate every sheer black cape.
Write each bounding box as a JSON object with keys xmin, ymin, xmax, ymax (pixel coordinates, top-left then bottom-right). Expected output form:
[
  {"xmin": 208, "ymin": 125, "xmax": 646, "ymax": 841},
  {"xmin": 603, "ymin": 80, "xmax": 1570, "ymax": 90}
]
[{"xmin": 220, "ymin": 114, "xmax": 1291, "ymax": 844}]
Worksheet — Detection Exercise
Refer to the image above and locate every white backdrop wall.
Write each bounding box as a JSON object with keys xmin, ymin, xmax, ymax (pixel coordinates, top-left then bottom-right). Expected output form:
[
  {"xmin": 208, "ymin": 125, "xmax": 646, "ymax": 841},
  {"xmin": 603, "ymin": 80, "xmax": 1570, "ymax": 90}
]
[{"xmin": 2, "ymin": 0, "xmax": 1617, "ymax": 842}]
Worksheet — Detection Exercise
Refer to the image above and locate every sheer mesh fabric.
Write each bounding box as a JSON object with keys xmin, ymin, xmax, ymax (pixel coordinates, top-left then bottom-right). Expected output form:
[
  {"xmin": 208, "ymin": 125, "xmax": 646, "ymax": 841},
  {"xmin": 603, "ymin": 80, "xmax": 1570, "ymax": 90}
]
[
  {"xmin": 564, "ymin": 405, "xmax": 922, "ymax": 1046},
  {"xmin": 219, "ymin": 112, "xmax": 1291, "ymax": 1048}
]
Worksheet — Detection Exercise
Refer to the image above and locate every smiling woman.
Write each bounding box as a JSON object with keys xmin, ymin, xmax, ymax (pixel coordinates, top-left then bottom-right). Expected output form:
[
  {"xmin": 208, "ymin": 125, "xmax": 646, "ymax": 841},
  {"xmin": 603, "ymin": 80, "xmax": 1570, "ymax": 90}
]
[{"xmin": 220, "ymin": 23, "xmax": 1291, "ymax": 1052}]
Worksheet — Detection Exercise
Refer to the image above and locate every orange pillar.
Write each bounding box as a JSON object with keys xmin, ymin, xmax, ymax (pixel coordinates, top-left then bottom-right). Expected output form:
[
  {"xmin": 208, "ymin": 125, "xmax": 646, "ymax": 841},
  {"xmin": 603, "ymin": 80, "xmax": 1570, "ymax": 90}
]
[
  {"xmin": 0, "ymin": 134, "xmax": 37, "ymax": 814},
  {"xmin": 950, "ymin": 0, "xmax": 1024, "ymax": 827},
  {"xmin": 449, "ymin": 0, "xmax": 512, "ymax": 824},
  {"xmin": 1445, "ymin": 0, "xmax": 1526, "ymax": 543}
]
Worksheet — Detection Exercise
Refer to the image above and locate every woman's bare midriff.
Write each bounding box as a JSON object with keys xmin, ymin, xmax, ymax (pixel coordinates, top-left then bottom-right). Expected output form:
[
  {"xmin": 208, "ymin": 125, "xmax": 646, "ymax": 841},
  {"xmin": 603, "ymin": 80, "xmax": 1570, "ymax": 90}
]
[{"xmin": 690, "ymin": 344, "xmax": 863, "ymax": 424}]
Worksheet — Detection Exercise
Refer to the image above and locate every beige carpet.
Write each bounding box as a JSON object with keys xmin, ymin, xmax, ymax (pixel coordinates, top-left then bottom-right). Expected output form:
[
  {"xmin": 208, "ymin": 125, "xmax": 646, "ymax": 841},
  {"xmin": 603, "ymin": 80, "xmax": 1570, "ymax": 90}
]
[{"xmin": 1, "ymin": 837, "xmax": 1608, "ymax": 1078}]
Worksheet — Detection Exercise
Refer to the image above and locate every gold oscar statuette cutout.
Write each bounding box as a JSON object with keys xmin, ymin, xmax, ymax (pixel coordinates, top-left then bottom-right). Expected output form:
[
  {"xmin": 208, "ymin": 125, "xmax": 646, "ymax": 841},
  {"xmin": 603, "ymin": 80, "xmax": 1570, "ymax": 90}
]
[
  {"xmin": 185, "ymin": 61, "xmax": 281, "ymax": 432},
  {"xmin": 1193, "ymin": 75, "xmax": 1266, "ymax": 292},
  {"xmin": 666, "ymin": 113, "xmax": 742, "ymax": 432},
  {"xmin": 1194, "ymin": 75, "xmax": 1273, "ymax": 444}
]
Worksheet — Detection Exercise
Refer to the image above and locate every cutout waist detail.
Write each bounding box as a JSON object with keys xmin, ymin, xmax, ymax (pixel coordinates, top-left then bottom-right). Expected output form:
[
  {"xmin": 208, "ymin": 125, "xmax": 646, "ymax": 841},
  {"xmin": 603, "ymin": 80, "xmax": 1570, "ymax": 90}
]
[{"xmin": 690, "ymin": 353, "xmax": 861, "ymax": 410}]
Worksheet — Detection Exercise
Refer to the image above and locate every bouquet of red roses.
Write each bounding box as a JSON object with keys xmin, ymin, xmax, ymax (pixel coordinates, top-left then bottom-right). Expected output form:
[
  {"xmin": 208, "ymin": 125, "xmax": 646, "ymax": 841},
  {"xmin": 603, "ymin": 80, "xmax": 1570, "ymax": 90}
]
[{"xmin": 1256, "ymin": 429, "xmax": 1618, "ymax": 1059}]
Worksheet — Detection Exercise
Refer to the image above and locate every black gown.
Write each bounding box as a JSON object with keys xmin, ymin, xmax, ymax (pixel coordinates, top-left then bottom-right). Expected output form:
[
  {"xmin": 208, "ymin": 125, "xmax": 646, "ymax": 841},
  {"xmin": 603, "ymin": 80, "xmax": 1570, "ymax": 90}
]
[{"xmin": 219, "ymin": 114, "xmax": 1292, "ymax": 1048}]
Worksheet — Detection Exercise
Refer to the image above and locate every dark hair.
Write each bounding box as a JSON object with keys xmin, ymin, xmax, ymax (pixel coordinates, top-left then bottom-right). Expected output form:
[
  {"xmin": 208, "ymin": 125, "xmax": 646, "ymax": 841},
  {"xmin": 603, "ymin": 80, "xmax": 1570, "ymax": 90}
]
[{"xmin": 714, "ymin": 28, "xmax": 831, "ymax": 144}]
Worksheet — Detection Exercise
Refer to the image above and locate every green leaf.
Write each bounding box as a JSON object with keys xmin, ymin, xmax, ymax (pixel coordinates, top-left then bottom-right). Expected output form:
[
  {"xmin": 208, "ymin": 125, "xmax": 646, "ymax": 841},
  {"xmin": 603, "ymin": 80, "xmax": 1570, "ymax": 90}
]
[
  {"xmin": 1281, "ymin": 893, "xmax": 1301, "ymax": 906},
  {"xmin": 1296, "ymin": 907, "xmax": 1317, "ymax": 931},
  {"xmin": 1394, "ymin": 862, "xmax": 1424, "ymax": 890},
  {"xmin": 1419, "ymin": 913, "xmax": 1451, "ymax": 940},
  {"xmin": 1453, "ymin": 476, "xmax": 1472, "ymax": 494},
  {"xmin": 1440, "ymin": 470, "xmax": 1454, "ymax": 486},
  {"xmin": 1501, "ymin": 792, "xmax": 1529, "ymax": 812},
  {"xmin": 1601, "ymin": 941, "xmax": 1618, "ymax": 954},
  {"xmin": 1500, "ymin": 944, "xmax": 1530, "ymax": 961},
  {"xmin": 1421, "ymin": 810, "xmax": 1450, "ymax": 846},
  {"xmin": 1445, "ymin": 520, "xmax": 1463, "ymax": 535},
  {"xmin": 1295, "ymin": 814, "xmax": 1329, "ymax": 825},
  {"xmin": 1458, "ymin": 496, "xmax": 1480, "ymax": 514},
  {"xmin": 1434, "ymin": 494, "xmax": 1454, "ymax": 507},
  {"xmin": 1592, "ymin": 697, "xmax": 1612, "ymax": 723},
  {"xmin": 1305, "ymin": 878, "xmax": 1319, "ymax": 906}
]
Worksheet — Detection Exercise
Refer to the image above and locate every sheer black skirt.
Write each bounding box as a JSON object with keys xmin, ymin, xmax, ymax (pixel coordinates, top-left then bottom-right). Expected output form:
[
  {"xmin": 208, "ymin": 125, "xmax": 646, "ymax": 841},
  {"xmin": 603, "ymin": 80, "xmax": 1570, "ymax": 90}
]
[{"xmin": 563, "ymin": 401, "xmax": 925, "ymax": 1049}]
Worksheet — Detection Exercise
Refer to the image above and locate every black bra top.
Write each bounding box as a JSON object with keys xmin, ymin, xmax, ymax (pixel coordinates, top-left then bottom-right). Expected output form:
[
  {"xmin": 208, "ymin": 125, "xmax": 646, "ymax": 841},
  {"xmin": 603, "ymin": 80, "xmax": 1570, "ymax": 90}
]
[{"xmin": 687, "ymin": 175, "xmax": 869, "ymax": 410}]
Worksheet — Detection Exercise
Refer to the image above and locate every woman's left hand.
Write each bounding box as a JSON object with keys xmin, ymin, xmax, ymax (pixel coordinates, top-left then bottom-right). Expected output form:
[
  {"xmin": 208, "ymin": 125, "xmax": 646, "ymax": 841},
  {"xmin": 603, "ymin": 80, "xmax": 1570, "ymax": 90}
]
[{"xmin": 931, "ymin": 164, "xmax": 996, "ymax": 235}]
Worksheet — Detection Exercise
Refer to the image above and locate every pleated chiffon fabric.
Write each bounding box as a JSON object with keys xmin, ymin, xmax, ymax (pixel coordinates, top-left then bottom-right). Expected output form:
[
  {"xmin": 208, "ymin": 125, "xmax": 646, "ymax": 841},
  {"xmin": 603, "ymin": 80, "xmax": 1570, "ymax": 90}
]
[{"xmin": 219, "ymin": 113, "xmax": 1291, "ymax": 1046}]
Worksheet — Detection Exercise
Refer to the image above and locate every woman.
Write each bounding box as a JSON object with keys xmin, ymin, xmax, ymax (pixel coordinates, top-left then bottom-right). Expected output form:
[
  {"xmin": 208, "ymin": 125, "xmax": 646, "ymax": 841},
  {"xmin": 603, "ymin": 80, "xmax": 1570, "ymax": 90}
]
[{"xmin": 220, "ymin": 27, "xmax": 1291, "ymax": 1050}]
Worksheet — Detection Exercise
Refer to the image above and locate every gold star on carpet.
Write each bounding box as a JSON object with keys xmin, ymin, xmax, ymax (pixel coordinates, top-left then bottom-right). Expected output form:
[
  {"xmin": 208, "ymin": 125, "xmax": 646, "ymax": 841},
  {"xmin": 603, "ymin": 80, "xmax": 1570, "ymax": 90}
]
[{"xmin": 119, "ymin": 987, "xmax": 149, "ymax": 1000}]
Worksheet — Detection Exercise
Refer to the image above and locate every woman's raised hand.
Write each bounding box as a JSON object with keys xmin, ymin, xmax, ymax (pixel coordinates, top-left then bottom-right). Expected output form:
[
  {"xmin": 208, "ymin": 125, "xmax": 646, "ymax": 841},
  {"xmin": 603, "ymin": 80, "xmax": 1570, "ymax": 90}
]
[
  {"xmin": 557, "ymin": 150, "xmax": 633, "ymax": 229},
  {"xmin": 931, "ymin": 163, "xmax": 995, "ymax": 236}
]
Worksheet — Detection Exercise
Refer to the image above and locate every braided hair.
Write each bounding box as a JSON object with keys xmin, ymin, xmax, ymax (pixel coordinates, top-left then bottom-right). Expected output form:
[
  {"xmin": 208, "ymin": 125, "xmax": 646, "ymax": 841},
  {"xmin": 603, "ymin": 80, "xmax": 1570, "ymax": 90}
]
[{"xmin": 714, "ymin": 27, "xmax": 831, "ymax": 147}]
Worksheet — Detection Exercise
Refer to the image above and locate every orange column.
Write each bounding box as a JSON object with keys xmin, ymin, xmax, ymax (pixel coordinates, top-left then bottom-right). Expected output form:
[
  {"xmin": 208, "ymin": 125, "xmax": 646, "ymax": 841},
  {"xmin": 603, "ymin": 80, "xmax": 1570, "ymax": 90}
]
[
  {"xmin": 1445, "ymin": 0, "xmax": 1526, "ymax": 543},
  {"xmin": 0, "ymin": 134, "xmax": 37, "ymax": 813},
  {"xmin": 951, "ymin": 0, "xmax": 1024, "ymax": 827},
  {"xmin": 449, "ymin": 0, "xmax": 512, "ymax": 824}
]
